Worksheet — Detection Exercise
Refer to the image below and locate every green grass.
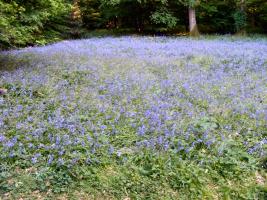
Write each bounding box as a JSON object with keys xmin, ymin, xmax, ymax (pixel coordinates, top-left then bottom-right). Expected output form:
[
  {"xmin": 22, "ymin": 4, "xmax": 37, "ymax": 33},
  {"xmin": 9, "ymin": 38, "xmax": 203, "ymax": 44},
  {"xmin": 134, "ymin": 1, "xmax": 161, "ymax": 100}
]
[{"xmin": 0, "ymin": 36, "xmax": 266, "ymax": 199}]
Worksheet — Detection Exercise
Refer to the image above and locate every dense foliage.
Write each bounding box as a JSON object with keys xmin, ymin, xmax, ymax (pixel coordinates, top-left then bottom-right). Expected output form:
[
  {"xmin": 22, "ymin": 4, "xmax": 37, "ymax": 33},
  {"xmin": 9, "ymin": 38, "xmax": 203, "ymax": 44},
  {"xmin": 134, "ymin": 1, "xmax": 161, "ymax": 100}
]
[
  {"xmin": 0, "ymin": 0, "xmax": 267, "ymax": 48},
  {"xmin": 81, "ymin": 0, "xmax": 267, "ymax": 33},
  {"xmin": 0, "ymin": 0, "xmax": 71, "ymax": 48},
  {"xmin": 0, "ymin": 36, "xmax": 266, "ymax": 198}
]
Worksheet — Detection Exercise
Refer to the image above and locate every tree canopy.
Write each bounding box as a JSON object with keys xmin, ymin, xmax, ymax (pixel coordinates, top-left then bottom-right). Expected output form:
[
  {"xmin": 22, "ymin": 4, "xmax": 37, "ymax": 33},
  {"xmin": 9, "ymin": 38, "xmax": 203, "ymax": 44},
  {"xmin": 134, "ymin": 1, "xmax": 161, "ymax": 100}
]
[
  {"xmin": 0, "ymin": 0, "xmax": 71, "ymax": 48},
  {"xmin": 0, "ymin": 0, "xmax": 266, "ymax": 48}
]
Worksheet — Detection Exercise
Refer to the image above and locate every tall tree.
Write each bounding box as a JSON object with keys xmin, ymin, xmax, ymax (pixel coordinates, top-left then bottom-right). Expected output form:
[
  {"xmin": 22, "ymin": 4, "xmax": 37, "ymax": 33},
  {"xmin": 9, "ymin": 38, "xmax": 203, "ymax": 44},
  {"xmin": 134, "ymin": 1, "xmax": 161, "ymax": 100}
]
[
  {"xmin": 246, "ymin": 0, "xmax": 267, "ymax": 33},
  {"xmin": 70, "ymin": 0, "xmax": 83, "ymax": 37},
  {"xmin": 234, "ymin": 0, "xmax": 247, "ymax": 35},
  {"xmin": 179, "ymin": 0, "xmax": 200, "ymax": 36}
]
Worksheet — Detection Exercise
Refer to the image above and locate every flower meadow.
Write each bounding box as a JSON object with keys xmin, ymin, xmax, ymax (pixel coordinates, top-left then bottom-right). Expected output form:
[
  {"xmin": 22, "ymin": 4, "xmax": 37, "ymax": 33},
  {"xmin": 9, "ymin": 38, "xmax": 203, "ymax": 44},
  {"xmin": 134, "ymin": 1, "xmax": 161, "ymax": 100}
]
[{"xmin": 0, "ymin": 37, "xmax": 267, "ymax": 199}]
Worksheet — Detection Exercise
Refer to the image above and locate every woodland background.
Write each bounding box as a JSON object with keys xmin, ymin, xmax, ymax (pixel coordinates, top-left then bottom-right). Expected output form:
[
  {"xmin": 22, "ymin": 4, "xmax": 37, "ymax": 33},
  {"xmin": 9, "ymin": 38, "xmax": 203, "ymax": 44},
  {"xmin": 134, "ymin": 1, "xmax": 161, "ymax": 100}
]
[{"xmin": 0, "ymin": 0, "xmax": 267, "ymax": 49}]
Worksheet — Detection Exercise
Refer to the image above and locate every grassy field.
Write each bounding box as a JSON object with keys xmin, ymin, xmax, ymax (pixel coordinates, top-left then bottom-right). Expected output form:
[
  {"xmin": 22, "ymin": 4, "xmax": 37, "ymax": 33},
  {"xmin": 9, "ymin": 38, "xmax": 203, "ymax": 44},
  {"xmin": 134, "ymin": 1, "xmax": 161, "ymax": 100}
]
[{"xmin": 0, "ymin": 36, "xmax": 267, "ymax": 199}]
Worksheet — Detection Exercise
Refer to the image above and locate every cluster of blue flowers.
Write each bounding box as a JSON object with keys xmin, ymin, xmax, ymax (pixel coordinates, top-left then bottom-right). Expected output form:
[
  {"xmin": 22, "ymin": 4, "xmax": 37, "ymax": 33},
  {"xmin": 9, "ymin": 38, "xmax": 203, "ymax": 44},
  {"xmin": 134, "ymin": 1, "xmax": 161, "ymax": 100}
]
[{"xmin": 0, "ymin": 37, "xmax": 266, "ymax": 167}]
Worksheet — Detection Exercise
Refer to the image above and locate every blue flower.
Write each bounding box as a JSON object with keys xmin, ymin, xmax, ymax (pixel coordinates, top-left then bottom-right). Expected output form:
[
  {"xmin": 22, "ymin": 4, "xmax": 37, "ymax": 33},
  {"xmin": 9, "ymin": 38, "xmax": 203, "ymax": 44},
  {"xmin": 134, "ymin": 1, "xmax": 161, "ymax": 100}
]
[{"xmin": 137, "ymin": 125, "xmax": 146, "ymax": 136}]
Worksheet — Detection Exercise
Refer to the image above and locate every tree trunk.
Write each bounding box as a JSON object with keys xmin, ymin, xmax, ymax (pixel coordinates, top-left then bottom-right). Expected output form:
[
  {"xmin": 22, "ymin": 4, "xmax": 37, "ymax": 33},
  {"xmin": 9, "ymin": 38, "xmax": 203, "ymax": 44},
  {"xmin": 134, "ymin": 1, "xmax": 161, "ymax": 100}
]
[
  {"xmin": 189, "ymin": 7, "xmax": 200, "ymax": 37},
  {"xmin": 71, "ymin": 0, "xmax": 81, "ymax": 21},
  {"xmin": 250, "ymin": 15, "xmax": 256, "ymax": 29},
  {"xmin": 70, "ymin": 0, "xmax": 82, "ymax": 38},
  {"xmin": 237, "ymin": 0, "xmax": 247, "ymax": 35}
]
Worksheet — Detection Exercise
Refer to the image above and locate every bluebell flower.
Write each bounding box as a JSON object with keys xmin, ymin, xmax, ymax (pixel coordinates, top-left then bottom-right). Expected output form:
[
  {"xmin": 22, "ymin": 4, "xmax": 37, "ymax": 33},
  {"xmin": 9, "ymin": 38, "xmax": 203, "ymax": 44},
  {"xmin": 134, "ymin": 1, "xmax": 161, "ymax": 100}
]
[
  {"xmin": 57, "ymin": 158, "xmax": 65, "ymax": 166},
  {"xmin": 137, "ymin": 125, "xmax": 146, "ymax": 136},
  {"xmin": 31, "ymin": 153, "xmax": 41, "ymax": 164},
  {"xmin": 0, "ymin": 134, "xmax": 5, "ymax": 143},
  {"xmin": 108, "ymin": 146, "xmax": 114, "ymax": 154}
]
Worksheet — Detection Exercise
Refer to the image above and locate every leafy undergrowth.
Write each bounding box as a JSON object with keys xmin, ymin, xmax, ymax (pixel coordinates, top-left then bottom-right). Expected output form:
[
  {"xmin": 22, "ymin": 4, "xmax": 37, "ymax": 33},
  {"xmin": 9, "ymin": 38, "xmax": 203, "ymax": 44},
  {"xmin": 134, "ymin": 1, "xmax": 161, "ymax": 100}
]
[{"xmin": 0, "ymin": 37, "xmax": 267, "ymax": 199}]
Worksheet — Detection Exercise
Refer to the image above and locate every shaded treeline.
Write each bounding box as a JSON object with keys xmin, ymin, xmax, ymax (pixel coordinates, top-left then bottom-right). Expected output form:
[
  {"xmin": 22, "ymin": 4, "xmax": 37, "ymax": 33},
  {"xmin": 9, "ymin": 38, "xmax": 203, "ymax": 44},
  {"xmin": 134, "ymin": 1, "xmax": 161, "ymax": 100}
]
[{"xmin": 0, "ymin": 0, "xmax": 267, "ymax": 48}]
